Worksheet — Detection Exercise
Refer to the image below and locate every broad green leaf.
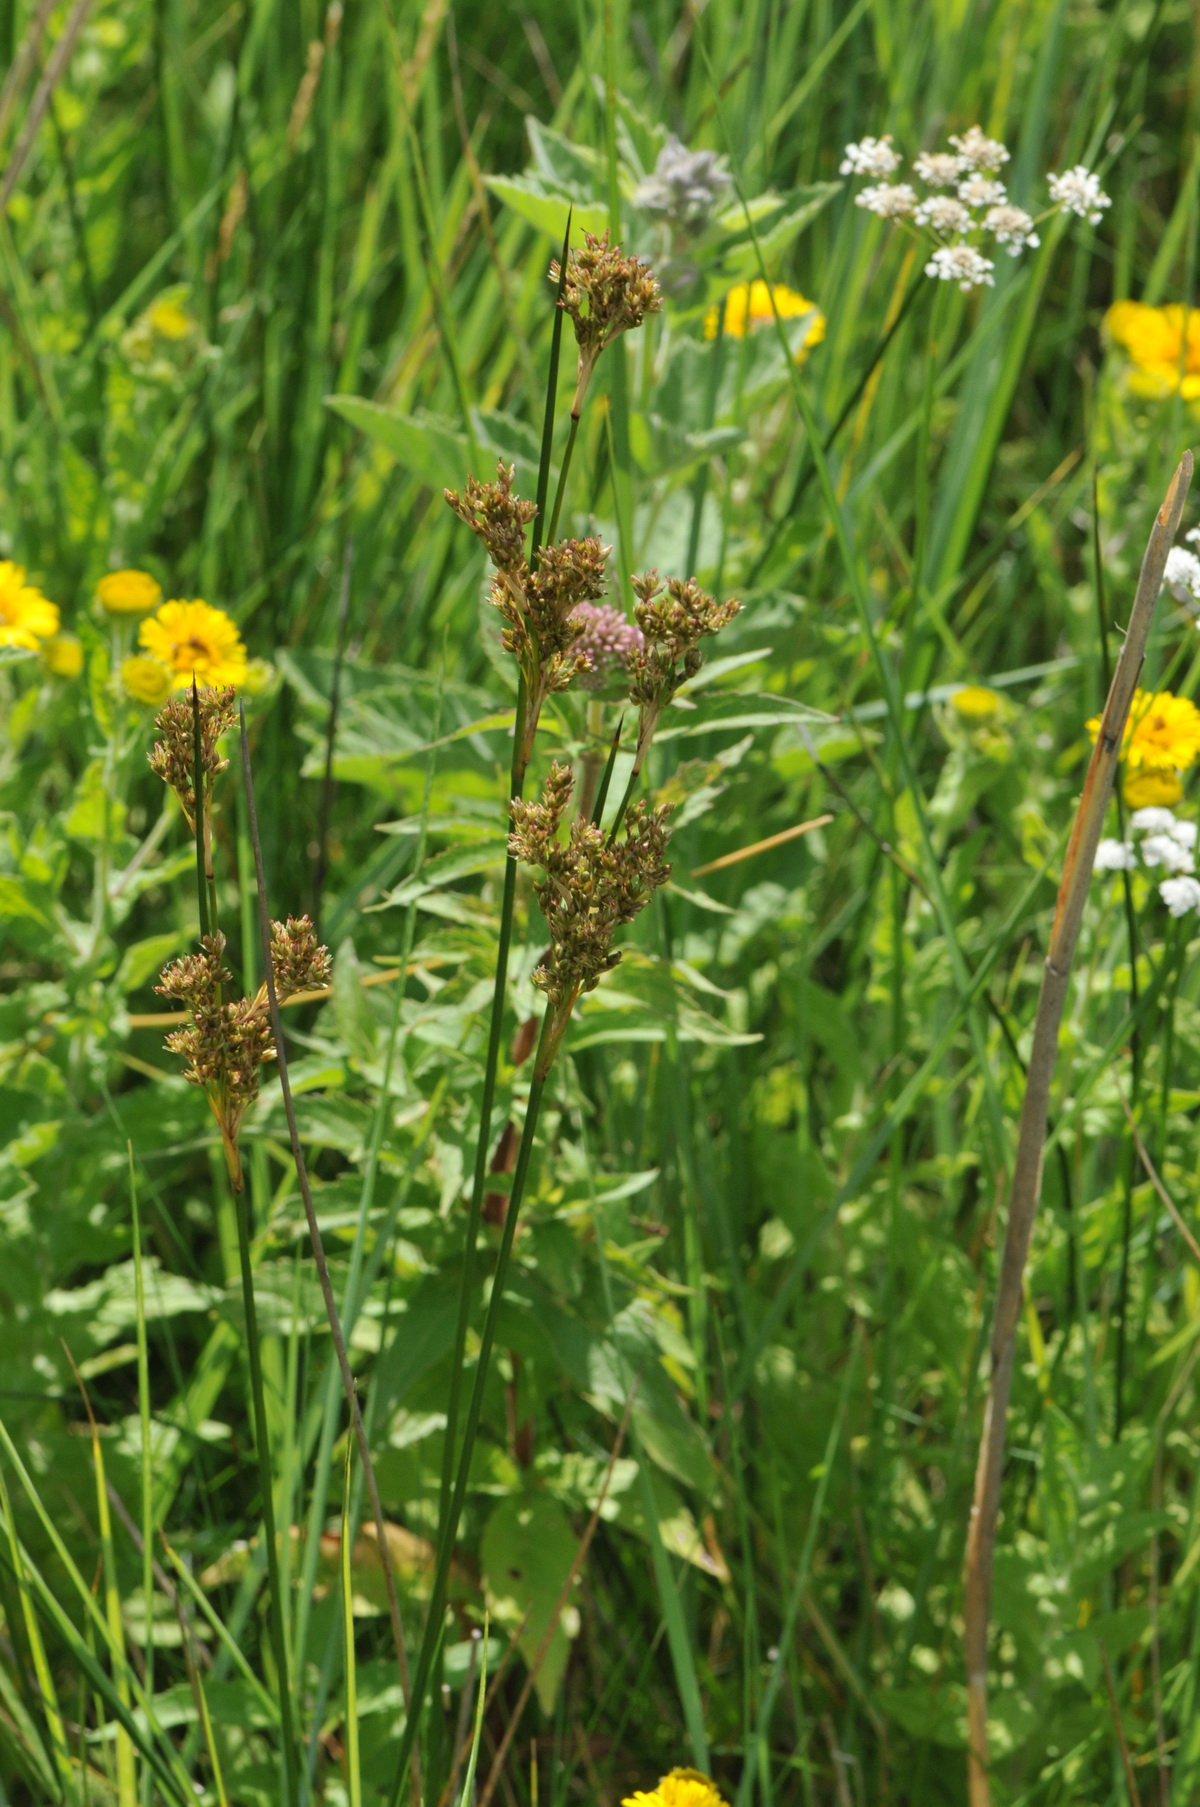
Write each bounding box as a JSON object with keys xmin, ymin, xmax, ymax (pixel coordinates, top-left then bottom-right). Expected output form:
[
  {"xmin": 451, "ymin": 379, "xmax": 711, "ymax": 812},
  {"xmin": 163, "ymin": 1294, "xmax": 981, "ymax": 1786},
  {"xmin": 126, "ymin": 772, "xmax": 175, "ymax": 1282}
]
[
  {"xmin": 481, "ymin": 1491, "xmax": 579, "ymax": 1714},
  {"xmin": 116, "ymin": 932, "xmax": 185, "ymax": 993},
  {"xmin": 0, "ymin": 875, "xmax": 52, "ymax": 926},
  {"xmin": 483, "ymin": 174, "xmax": 608, "ymax": 241},
  {"xmin": 324, "ymin": 398, "xmax": 468, "ymax": 489}
]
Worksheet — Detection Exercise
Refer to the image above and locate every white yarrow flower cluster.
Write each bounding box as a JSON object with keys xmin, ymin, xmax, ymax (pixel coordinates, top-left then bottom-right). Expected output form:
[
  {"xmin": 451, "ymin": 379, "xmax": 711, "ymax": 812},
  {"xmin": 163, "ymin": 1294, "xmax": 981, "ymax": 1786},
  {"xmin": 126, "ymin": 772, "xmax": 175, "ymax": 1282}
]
[
  {"xmin": 985, "ymin": 204, "xmax": 1040, "ymax": 254},
  {"xmin": 948, "ymin": 126, "xmax": 1010, "ymax": 171},
  {"xmin": 926, "ymin": 245, "xmax": 995, "ymax": 291},
  {"xmin": 1164, "ymin": 544, "xmax": 1200, "ymax": 616},
  {"xmin": 1094, "ymin": 809, "xmax": 1200, "ymax": 914},
  {"xmin": 1047, "ymin": 166, "xmax": 1112, "ymax": 224},
  {"xmin": 913, "ymin": 151, "xmax": 961, "ymax": 187},
  {"xmin": 840, "ymin": 126, "xmax": 1110, "ymax": 291},
  {"xmin": 857, "ymin": 182, "xmax": 917, "ymax": 219},
  {"xmin": 915, "ymin": 195, "xmax": 973, "ymax": 233},
  {"xmin": 958, "ymin": 174, "xmax": 1007, "ymax": 209},
  {"xmin": 840, "ymin": 135, "xmax": 901, "ymax": 177}
]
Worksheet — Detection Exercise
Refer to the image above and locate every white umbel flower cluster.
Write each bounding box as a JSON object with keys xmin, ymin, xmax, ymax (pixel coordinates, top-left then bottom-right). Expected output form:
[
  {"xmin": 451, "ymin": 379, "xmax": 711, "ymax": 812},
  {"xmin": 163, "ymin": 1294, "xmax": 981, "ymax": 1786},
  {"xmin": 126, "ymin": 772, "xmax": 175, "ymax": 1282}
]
[
  {"xmin": 984, "ymin": 204, "xmax": 1040, "ymax": 255},
  {"xmin": 926, "ymin": 245, "xmax": 996, "ymax": 291},
  {"xmin": 1094, "ymin": 809, "xmax": 1200, "ymax": 914},
  {"xmin": 840, "ymin": 135, "xmax": 902, "ymax": 177},
  {"xmin": 958, "ymin": 174, "xmax": 1007, "ymax": 209},
  {"xmin": 857, "ymin": 182, "xmax": 917, "ymax": 219},
  {"xmin": 915, "ymin": 195, "xmax": 973, "ymax": 233},
  {"xmin": 948, "ymin": 126, "xmax": 1010, "ymax": 171},
  {"xmin": 839, "ymin": 125, "xmax": 1110, "ymax": 292},
  {"xmin": 1164, "ymin": 544, "xmax": 1200, "ymax": 616},
  {"xmin": 1047, "ymin": 166, "xmax": 1112, "ymax": 225}
]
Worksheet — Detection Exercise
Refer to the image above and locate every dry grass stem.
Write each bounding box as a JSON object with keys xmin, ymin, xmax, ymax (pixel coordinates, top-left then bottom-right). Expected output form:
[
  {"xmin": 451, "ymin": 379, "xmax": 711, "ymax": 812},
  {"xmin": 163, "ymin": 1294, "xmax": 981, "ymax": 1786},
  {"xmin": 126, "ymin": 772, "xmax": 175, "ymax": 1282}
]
[{"xmin": 963, "ymin": 450, "xmax": 1193, "ymax": 1807}]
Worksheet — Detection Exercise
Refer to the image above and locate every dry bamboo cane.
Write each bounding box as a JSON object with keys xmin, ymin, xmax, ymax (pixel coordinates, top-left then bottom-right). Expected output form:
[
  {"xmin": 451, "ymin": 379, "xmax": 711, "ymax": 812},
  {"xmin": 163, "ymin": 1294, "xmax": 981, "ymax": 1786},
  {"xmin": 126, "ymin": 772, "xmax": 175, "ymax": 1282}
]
[{"xmin": 963, "ymin": 451, "xmax": 1193, "ymax": 1807}]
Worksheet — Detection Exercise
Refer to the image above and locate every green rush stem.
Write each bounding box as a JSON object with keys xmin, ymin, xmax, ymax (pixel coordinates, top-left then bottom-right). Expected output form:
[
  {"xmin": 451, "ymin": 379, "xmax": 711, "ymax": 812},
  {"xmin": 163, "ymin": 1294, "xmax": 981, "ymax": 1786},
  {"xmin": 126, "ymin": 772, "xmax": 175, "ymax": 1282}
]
[
  {"xmin": 546, "ymin": 410, "xmax": 581, "ymax": 544},
  {"xmin": 390, "ymin": 1005, "xmax": 556, "ymax": 1807},
  {"xmin": 191, "ymin": 679, "xmax": 209, "ymax": 942},
  {"xmin": 230, "ymin": 1182, "xmax": 301, "ymax": 1807},
  {"xmin": 1114, "ymin": 855, "xmax": 1143, "ymax": 1441},
  {"xmin": 534, "ymin": 210, "xmax": 573, "ymax": 560},
  {"xmin": 240, "ymin": 711, "xmax": 414, "ymax": 1784}
]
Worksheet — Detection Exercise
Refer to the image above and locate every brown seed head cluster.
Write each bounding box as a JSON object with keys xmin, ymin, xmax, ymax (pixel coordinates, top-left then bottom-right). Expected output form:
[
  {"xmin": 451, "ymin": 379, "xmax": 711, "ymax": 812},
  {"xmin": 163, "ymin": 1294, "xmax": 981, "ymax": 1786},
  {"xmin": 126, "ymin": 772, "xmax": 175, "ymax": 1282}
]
[
  {"xmin": 446, "ymin": 463, "xmax": 613, "ymax": 750},
  {"xmin": 628, "ymin": 573, "xmax": 742, "ymax": 707},
  {"xmin": 551, "ymin": 232, "xmax": 663, "ymax": 410},
  {"xmin": 444, "ymin": 463, "xmax": 537, "ymax": 577},
  {"xmin": 157, "ymin": 917, "xmax": 331, "ymax": 1188},
  {"xmin": 148, "ymin": 685, "xmax": 237, "ymax": 828},
  {"xmin": 509, "ymin": 761, "xmax": 672, "ymax": 1031},
  {"xmin": 628, "ymin": 573, "xmax": 741, "ymax": 771}
]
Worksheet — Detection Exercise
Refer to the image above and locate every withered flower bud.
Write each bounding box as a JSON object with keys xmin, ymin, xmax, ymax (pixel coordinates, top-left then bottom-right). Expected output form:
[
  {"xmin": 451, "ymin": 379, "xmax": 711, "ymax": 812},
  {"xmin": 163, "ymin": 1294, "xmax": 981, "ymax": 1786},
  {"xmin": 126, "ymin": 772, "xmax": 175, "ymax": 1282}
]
[
  {"xmin": 627, "ymin": 571, "xmax": 741, "ymax": 775},
  {"xmin": 550, "ymin": 232, "xmax": 663, "ymax": 415},
  {"xmin": 444, "ymin": 463, "xmax": 537, "ymax": 575},
  {"xmin": 510, "ymin": 761, "xmax": 671, "ymax": 1068},
  {"xmin": 148, "ymin": 685, "xmax": 237, "ymax": 829}
]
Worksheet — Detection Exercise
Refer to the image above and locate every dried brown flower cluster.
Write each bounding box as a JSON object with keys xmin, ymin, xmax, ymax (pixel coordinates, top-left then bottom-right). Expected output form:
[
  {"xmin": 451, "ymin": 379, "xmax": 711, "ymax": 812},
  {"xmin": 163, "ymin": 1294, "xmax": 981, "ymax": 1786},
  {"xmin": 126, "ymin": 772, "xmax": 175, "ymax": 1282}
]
[
  {"xmin": 628, "ymin": 572, "xmax": 742, "ymax": 773},
  {"xmin": 509, "ymin": 761, "xmax": 671, "ymax": 1063},
  {"xmin": 446, "ymin": 463, "xmax": 610, "ymax": 763},
  {"xmin": 148, "ymin": 685, "xmax": 237, "ymax": 831},
  {"xmin": 158, "ymin": 917, "xmax": 331, "ymax": 1189},
  {"xmin": 550, "ymin": 231, "xmax": 663, "ymax": 415}
]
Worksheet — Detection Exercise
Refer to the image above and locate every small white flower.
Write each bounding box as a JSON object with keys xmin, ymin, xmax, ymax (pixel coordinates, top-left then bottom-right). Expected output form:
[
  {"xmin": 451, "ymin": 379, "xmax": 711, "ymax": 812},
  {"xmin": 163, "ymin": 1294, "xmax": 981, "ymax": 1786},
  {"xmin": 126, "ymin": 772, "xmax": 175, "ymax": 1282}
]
[
  {"xmin": 1094, "ymin": 837, "xmax": 1136, "ymax": 872},
  {"xmin": 983, "ymin": 204, "xmax": 1040, "ymax": 254},
  {"xmin": 913, "ymin": 151, "xmax": 963, "ymax": 187},
  {"xmin": 1131, "ymin": 807, "xmax": 1179, "ymax": 834},
  {"xmin": 958, "ymin": 175, "xmax": 1007, "ymax": 208},
  {"xmin": 1169, "ymin": 817, "xmax": 1199, "ymax": 849},
  {"xmin": 1160, "ymin": 875, "xmax": 1200, "ymax": 917},
  {"xmin": 1141, "ymin": 833, "xmax": 1195, "ymax": 873},
  {"xmin": 1164, "ymin": 546, "xmax": 1200, "ymax": 609},
  {"xmin": 1186, "ymin": 527, "xmax": 1200, "ymax": 547},
  {"xmin": 925, "ymin": 244, "xmax": 995, "ymax": 290},
  {"xmin": 1048, "ymin": 166, "xmax": 1111, "ymax": 225},
  {"xmin": 948, "ymin": 125, "xmax": 1010, "ymax": 172},
  {"xmin": 856, "ymin": 182, "xmax": 918, "ymax": 218},
  {"xmin": 840, "ymin": 135, "xmax": 901, "ymax": 177},
  {"xmin": 915, "ymin": 195, "xmax": 973, "ymax": 234}
]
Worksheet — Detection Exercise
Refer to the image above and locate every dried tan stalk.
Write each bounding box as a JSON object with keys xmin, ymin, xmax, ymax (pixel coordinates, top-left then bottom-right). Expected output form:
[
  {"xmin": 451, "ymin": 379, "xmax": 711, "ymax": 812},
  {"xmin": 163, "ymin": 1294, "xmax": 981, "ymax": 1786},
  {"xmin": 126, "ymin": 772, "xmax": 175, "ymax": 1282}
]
[{"xmin": 963, "ymin": 452, "xmax": 1193, "ymax": 1807}]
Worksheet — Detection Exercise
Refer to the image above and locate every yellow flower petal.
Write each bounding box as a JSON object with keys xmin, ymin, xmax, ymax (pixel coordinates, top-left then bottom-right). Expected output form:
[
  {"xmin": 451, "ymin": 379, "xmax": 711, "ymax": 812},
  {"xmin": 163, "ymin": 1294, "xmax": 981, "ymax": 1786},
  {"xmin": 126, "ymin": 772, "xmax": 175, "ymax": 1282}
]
[
  {"xmin": 43, "ymin": 634, "xmax": 84, "ymax": 679},
  {"xmin": 1124, "ymin": 767, "xmax": 1183, "ymax": 809},
  {"xmin": 120, "ymin": 655, "xmax": 174, "ymax": 707},
  {"xmin": 138, "ymin": 599, "xmax": 248, "ymax": 689},
  {"xmin": 0, "ymin": 561, "xmax": 59, "ymax": 646},
  {"xmin": 97, "ymin": 569, "xmax": 163, "ymax": 615},
  {"xmin": 705, "ymin": 281, "xmax": 825, "ymax": 360}
]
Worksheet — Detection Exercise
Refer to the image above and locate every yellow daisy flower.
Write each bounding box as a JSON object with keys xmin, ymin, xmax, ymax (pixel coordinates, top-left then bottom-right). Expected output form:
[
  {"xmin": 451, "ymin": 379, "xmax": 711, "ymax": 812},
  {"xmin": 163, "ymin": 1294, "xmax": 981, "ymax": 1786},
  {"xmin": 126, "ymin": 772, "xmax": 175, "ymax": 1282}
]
[
  {"xmin": 624, "ymin": 1771, "xmax": 728, "ymax": 1807},
  {"xmin": 950, "ymin": 684, "xmax": 1005, "ymax": 722},
  {"xmin": 97, "ymin": 569, "xmax": 163, "ymax": 615},
  {"xmin": 1087, "ymin": 689, "xmax": 1200, "ymax": 810},
  {"xmin": 43, "ymin": 634, "xmax": 84, "ymax": 679},
  {"xmin": 148, "ymin": 296, "xmax": 194, "ymax": 341},
  {"xmin": 139, "ymin": 599, "xmax": 248, "ymax": 689},
  {"xmin": 1124, "ymin": 768, "xmax": 1183, "ymax": 809},
  {"xmin": 1104, "ymin": 300, "xmax": 1200, "ymax": 401},
  {"xmin": 705, "ymin": 281, "xmax": 825, "ymax": 360},
  {"xmin": 0, "ymin": 562, "xmax": 60, "ymax": 650},
  {"xmin": 120, "ymin": 655, "xmax": 174, "ymax": 707}
]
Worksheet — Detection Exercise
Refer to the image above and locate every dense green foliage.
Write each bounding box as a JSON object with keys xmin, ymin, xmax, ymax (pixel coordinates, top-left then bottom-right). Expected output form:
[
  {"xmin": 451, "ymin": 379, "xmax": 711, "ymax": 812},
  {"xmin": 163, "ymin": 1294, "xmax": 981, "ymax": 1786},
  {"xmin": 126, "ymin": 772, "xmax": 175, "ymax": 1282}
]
[{"xmin": 4, "ymin": 1, "xmax": 1200, "ymax": 1804}]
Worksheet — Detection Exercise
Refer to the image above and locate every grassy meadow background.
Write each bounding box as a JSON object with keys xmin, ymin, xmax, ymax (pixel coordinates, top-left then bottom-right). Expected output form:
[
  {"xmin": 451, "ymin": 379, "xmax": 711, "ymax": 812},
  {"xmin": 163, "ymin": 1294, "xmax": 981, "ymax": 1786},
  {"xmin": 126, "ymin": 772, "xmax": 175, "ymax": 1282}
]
[{"xmin": 4, "ymin": 0, "xmax": 1200, "ymax": 1803}]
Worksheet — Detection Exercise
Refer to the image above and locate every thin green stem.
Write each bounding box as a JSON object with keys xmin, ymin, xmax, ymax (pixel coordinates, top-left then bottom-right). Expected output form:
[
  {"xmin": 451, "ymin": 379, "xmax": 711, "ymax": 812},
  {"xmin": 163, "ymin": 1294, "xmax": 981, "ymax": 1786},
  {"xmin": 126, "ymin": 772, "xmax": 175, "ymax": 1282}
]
[
  {"xmin": 389, "ymin": 1004, "xmax": 555, "ymax": 1806},
  {"xmin": 230, "ymin": 1183, "xmax": 300, "ymax": 1807},
  {"xmin": 546, "ymin": 410, "xmax": 581, "ymax": 544}
]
